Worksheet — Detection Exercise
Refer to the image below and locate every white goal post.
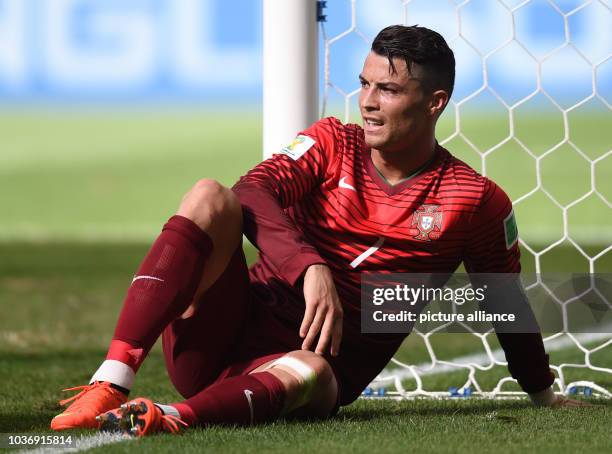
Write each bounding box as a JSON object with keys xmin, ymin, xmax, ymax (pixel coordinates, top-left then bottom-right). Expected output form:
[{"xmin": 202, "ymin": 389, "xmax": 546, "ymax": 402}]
[
  {"xmin": 263, "ymin": 0, "xmax": 319, "ymax": 159},
  {"xmin": 262, "ymin": 0, "xmax": 612, "ymax": 399}
]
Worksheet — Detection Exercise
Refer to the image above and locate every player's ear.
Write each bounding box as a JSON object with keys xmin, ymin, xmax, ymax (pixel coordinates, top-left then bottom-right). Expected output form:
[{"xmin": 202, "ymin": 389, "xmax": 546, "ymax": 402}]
[{"xmin": 429, "ymin": 89, "xmax": 449, "ymax": 118}]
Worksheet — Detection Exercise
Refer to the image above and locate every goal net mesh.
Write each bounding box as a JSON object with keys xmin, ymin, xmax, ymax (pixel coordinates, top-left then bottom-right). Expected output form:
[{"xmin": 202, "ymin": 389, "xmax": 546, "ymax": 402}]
[{"xmin": 319, "ymin": 0, "xmax": 612, "ymax": 398}]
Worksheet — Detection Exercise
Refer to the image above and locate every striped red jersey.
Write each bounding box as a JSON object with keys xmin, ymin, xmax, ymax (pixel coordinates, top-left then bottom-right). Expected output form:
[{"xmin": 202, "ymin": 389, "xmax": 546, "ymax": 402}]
[
  {"xmin": 234, "ymin": 117, "xmax": 520, "ymax": 325},
  {"xmin": 233, "ymin": 117, "xmax": 554, "ymax": 401}
]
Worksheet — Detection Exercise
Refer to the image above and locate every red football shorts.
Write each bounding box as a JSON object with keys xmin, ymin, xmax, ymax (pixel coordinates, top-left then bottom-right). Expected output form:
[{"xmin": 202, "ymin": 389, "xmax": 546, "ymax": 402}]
[{"xmin": 161, "ymin": 245, "xmax": 402, "ymax": 408}]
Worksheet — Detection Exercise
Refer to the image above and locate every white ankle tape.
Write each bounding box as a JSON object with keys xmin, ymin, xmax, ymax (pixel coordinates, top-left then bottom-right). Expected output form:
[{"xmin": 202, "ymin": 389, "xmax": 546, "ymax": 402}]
[
  {"xmin": 266, "ymin": 356, "xmax": 317, "ymax": 410},
  {"xmin": 90, "ymin": 360, "xmax": 135, "ymax": 390}
]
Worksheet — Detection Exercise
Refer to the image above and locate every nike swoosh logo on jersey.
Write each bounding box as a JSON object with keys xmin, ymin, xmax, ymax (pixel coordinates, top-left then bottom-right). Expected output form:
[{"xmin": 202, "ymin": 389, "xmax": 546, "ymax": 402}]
[
  {"xmin": 244, "ymin": 389, "xmax": 254, "ymax": 425},
  {"xmin": 339, "ymin": 176, "xmax": 356, "ymax": 191},
  {"xmin": 131, "ymin": 275, "xmax": 165, "ymax": 284}
]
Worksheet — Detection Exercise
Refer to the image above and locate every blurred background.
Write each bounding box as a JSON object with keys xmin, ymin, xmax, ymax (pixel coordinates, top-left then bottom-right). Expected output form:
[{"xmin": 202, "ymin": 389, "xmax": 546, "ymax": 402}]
[
  {"xmin": 0, "ymin": 0, "xmax": 610, "ymax": 246},
  {"xmin": 0, "ymin": 0, "xmax": 610, "ymax": 348}
]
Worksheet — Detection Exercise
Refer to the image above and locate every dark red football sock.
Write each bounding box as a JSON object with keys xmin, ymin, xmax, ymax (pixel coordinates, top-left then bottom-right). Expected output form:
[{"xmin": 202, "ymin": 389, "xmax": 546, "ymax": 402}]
[
  {"xmin": 172, "ymin": 372, "xmax": 286, "ymax": 426},
  {"xmin": 106, "ymin": 215, "xmax": 212, "ymax": 372}
]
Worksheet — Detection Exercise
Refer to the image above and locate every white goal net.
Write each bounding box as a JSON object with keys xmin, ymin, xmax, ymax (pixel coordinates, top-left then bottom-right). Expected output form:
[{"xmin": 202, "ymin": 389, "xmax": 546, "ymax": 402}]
[{"xmin": 319, "ymin": 0, "xmax": 612, "ymax": 399}]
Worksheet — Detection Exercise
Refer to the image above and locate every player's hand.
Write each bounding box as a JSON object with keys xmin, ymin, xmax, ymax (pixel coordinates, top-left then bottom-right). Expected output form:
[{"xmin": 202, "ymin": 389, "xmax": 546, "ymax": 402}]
[
  {"xmin": 300, "ymin": 264, "xmax": 343, "ymax": 357},
  {"xmin": 530, "ymin": 387, "xmax": 594, "ymax": 408},
  {"xmin": 550, "ymin": 396, "xmax": 594, "ymax": 408}
]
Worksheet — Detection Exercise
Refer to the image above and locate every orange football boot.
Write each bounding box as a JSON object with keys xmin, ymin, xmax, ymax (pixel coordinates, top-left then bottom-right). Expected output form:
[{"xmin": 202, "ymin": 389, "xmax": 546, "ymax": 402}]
[
  {"xmin": 98, "ymin": 398, "xmax": 187, "ymax": 436},
  {"xmin": 95, "ymin": 406, "xmax": 123, "ymax": 432},
  {"xmin": 51, "ymin": 382, "xmax": 128, "ymax": 431}
]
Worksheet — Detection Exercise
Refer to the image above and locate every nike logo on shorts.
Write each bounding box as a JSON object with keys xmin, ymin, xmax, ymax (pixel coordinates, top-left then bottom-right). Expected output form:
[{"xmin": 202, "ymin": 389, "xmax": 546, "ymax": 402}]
[
  {"xmin": 131, "ymin": 275, "xmax": 165, "ymax": 284},
  {"xmin": 244, "ymin": 389, "xmax": 254, "ymax": 425},
  {"xmin": 339, "ymin": 176, "xmax": 356, "ymax": 191}
]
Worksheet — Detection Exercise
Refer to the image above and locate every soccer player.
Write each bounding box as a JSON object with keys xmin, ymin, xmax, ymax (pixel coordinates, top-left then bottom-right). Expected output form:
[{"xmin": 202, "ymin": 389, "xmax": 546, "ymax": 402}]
[{"xmin": 51, "ymin": 25, "xmax": 587, "ymax": 436}]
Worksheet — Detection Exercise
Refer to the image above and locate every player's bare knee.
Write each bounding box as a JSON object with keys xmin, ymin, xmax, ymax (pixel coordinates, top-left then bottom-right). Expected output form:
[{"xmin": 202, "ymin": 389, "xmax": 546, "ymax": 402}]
[
  {"xmin": 271, "ymin": 351, "xmax": 338, "ymax": 417},
  {"xmin": 295, "ymin": 353, "xmax": 337, "ymax": 417},
  {"xmin": 285, "ymin": 351, "xmax": 333, "ymax": 378},
  {"xmin": 179, "ymin": 179, "xmax": 226, "ymax": 220},
  {"xmin": 177, "ymin": 179, "xmax": 242, "ymax": 243}
]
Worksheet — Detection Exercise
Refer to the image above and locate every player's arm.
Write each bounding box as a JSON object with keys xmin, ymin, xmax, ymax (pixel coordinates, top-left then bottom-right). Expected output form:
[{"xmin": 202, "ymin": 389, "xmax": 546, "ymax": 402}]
[
  {"xmin": 463, "ymin": 180, "xmax": 586, "ymax": 407},
  {"xmin": 232, "ymin": 117, "xmax": 343, "ymax": 356},
  {"xmin": 232, "ymin": 125, "xmax": 329, "ymax": 285}
]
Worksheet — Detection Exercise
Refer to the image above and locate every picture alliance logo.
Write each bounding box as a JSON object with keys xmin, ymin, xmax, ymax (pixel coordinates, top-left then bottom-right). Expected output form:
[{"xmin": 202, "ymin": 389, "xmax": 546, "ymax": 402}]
[{"xmin": 371, "ymin": 284, "xmax": 487, "ymax": 306}]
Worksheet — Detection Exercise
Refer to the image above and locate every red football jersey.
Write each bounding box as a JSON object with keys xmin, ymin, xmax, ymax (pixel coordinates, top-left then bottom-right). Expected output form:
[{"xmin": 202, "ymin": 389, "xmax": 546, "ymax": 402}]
[
  {"xmin": 233, "ymin": 117, "xmax": 552, "ymax": 403},
  {"xmin": 236, "ymin": 117, "xmax": 519, "ymax": 323}
]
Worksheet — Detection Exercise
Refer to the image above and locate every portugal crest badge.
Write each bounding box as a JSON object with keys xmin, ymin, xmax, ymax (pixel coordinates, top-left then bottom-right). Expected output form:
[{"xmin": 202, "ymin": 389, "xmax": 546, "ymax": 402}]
[{"xmin": 411, "ymin": 204, "xmax": 443, "ymax": 241}]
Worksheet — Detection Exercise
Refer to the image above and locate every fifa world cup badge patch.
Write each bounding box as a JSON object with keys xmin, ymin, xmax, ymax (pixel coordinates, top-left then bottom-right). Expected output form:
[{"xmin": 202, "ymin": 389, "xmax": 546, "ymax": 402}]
[
  {"xmin": 411, "ymin": 204, "xmax": 443, "ymax": 241},
  {"xmin": 280, "ymin": 135, "xmax": 316, "ymax": 160},
  {"xmin": 504, "ymin": 209, "xmax": 519, "ymax": 249}
]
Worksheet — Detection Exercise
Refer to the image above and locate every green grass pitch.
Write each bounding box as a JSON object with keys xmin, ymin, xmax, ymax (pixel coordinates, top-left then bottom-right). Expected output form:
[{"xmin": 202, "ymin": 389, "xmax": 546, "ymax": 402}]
[{"xmin": 0, "ymin": 111, "xmax": 610, "ymax": 452}]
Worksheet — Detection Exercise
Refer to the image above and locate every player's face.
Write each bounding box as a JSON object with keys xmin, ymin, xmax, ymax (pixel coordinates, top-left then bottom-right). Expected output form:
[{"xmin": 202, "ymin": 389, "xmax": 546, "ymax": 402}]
[{"xmin": 359, "ymin": 52, "xmax": 436, "ymax": 153}]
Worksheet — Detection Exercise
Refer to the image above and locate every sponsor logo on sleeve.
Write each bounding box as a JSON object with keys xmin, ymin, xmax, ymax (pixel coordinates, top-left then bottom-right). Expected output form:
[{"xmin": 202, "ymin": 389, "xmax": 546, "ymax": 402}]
[
  {"xmin": 280, "ymin": 135, "xmax": 316, "ymax": 160},
  {"xmin": 504, "ymin": 209, "xmax": 519, "ymax": 249}
]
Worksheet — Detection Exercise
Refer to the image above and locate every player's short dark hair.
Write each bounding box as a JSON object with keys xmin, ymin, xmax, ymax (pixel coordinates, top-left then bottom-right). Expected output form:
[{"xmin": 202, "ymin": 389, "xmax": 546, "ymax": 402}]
[{"xmin": 371, "ymin": 25, "xmax": 455, "ymax": 99}]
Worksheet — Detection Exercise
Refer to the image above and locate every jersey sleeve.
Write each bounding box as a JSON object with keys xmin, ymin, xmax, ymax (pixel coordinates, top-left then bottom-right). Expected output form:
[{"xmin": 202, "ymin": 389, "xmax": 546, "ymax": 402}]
[
  {"xmin": 232, "ymin": 117, "xmax": 342, "ymax": 285},
  {"xmin": 464, "ymin": 179, "xmax": 554, "ymax": 394},
  {"xmin": 463, "ymin": 178, "xmax": 521, "ymax": 273},
  {"xmin": 236, "ymin": 117, "xmax": 341, "ymax": 208},
  {"xmin": 484, "ymin": 281, "xmax": 556, "ymax": 393}
]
